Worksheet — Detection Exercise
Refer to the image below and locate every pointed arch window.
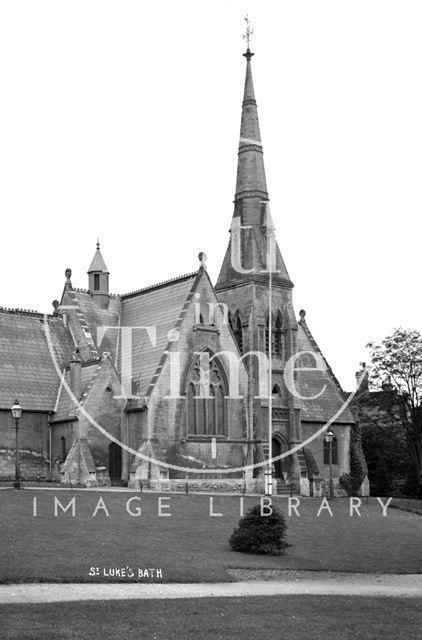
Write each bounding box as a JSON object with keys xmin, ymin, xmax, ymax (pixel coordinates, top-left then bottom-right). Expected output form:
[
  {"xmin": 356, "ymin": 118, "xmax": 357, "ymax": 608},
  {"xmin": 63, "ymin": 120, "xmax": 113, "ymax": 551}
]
[
  {"xmin": 272, "ymin": 384, "xmax": 281, "ymax": 397},
  {"xmin": 266, "ymin": 311, "xmax": 284, "ymax": 358},
  {"xmin": 274, "ymin": 312, "xmax": 283, "ymax": 358},
  {"xmin": 186, "ymin": 353, "xmax": 228, "ymax": 436},
  {"xmin": 323, "ymin": 437, "xmax": 338, "ymax": 465}
]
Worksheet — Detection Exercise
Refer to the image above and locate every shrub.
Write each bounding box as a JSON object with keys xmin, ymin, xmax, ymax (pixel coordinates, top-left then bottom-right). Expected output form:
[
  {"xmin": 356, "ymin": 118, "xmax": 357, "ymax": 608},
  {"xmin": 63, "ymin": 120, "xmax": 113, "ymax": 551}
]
[
  {"xmin": 339, "ymin": 423, "xmax": 368, "ymax": 496},
  {"xmin": 339, "ymin": 473, "xmax": 354, "ymax": 496},
  {"xmin": 229, "ymin": 503, "xmax": 288, "ymax": 555}
]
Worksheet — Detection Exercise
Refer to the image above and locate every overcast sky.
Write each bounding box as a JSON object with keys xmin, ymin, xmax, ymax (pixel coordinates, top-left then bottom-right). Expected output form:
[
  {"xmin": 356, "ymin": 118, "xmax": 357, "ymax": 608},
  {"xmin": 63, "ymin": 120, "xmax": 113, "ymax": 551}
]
[{"xmin": 1, "ymin": 1, "xmax": 421, "ymax": 390}]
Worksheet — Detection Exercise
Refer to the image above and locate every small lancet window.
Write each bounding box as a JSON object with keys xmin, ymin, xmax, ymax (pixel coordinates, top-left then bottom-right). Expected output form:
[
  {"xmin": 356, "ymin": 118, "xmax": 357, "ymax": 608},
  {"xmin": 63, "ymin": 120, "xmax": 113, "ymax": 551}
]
[
  {"xmin": 233, "ymin": 313, "xmax": 243, "ymax": 353},
  {"xmin": 266, "ymin": 311, "xmax": 284, "ymax": 358},
  {"xmin": 274, "ymin": 313, "xmax": 283, "ymax": 358},
  {"xmin": 323, "ymin": 437, "xmax": 338, "ymax": 465}
]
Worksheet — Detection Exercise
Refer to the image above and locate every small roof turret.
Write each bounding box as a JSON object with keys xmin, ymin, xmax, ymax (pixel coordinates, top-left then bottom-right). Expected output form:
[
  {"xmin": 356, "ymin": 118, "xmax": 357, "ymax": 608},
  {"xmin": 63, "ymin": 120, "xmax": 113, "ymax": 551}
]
[
  {"xmin": 87, "ymin": 240, "xmax": 109, "ymax": 274},
  {"xmin": 87, "ymin": 241, "xmax": 110, "ymax": 309}
]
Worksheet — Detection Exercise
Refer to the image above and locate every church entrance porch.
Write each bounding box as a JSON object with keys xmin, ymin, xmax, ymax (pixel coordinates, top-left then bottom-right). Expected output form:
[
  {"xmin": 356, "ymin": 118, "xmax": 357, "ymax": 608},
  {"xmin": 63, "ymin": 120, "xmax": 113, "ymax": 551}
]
[
  {"xmin": 108, "ymin": 442, "xmax": 122, "ymax": 485},
  {"xmin": 272, "ymin": 435, "xmax": 287, "ymax": 482}
]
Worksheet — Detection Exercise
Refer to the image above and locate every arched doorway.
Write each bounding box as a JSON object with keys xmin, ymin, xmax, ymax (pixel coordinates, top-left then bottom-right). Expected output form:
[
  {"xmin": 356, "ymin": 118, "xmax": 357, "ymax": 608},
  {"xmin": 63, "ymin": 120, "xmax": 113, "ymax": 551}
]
[
  {"xmin": 108, "ymin": 442, "xmax": 122, "ymax": 484},
  {"xmin": 272, "ymin": 435, "xmax": 287, "ymax": 481}
]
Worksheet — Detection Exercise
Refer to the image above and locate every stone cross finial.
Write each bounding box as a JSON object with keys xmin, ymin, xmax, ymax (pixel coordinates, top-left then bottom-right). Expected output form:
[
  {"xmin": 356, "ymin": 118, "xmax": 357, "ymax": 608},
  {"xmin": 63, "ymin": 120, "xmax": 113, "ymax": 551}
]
[
  {"xmin": 198, "ymin": 252, "xmax": 208, "ymax": 270},
  {"xmin": 65, "ymin": 268, "xmax": 72, "ymax": 289}
]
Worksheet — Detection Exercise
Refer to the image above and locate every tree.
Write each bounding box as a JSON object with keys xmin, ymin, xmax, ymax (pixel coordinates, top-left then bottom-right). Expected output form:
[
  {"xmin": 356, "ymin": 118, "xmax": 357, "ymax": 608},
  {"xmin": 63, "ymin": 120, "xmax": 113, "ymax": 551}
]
[
  {"xmin": 371, "ymin": 455, "xmax": 391, "ymax": 497},
  {"xmin": 367, "ymin": 328, "xmax": 422, "ymax": 482}
]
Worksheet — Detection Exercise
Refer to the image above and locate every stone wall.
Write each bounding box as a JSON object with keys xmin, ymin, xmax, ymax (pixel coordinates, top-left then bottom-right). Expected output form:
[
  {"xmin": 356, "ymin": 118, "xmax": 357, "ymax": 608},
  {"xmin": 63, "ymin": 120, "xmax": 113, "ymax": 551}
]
[
  {"xmin": 130, "ymin": 477, "xmax": 265, "ymax": 494},
  {"xmin": 0, "ymin": 449, "xmax": 49, "ymax": 480}
]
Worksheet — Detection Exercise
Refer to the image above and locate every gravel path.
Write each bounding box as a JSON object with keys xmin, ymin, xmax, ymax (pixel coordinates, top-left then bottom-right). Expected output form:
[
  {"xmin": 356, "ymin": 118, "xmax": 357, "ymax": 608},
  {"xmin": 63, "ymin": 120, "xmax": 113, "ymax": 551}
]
[{"xmin": 0, "ymin": 573, "xmax": 421, "ymax": 603}]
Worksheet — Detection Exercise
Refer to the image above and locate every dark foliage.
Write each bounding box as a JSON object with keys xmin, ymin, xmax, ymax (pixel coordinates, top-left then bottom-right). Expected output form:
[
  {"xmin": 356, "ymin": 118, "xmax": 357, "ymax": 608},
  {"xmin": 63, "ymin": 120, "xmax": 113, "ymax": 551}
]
[
  {"xmin": 371, "ymin": 456, "xmax": 391, "ymax": 496},
  {"xmin": 352, "ymin": 387, "xmax": 413, "ymax": 496},
  {"xmin": 403, "ymin": 460, "xmax": 422, "ymax": 499},
  {"xmin": 229, "ymin": 503, "xmax": 288, "ymax": 555}
]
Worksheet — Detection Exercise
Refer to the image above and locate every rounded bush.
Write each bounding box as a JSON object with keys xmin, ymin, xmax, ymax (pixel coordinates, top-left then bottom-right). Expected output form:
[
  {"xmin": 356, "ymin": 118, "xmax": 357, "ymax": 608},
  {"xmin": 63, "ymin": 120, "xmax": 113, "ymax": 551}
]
[{"xmin": 229, "ymin": 503, "xmax": 288, "ymax": 555}]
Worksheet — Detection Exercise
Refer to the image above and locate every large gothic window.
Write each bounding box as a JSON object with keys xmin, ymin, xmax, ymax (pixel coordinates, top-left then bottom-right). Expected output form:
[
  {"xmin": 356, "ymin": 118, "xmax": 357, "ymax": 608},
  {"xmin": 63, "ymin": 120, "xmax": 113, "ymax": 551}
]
[
  {"xmin": 265, "ymin": 311, "xmax": 284, "ymax": 358},
  {"xmin": 186, "ymin": 353, "xmax": 228, "ymax": 436}
]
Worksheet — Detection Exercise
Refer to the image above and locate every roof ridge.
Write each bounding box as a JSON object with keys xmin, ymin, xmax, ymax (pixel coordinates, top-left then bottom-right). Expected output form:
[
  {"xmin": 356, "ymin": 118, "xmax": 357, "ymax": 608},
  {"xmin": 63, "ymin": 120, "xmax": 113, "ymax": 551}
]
[
  {"xmin": 0, "ymin": 307, "xmax": 48, "ymax": 318},
  {"xmin": 121, "ymin": 272, "xmax": 197, "ymax": 299},
  {"xmin": 73, "ymin": 287, "xmax": 120, "ymax": 299}
]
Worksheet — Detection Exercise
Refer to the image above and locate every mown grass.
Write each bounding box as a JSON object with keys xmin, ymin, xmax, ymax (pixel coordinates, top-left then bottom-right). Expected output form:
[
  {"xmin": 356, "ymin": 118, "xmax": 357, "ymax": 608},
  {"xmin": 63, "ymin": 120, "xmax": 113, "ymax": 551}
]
[
  {"xmin": 0, "ymin": 490, "xmax": 421, "ymax": 583},
  {"xmin": 1, "ymin": 596, "xmax": 422, "ymax": 640}
]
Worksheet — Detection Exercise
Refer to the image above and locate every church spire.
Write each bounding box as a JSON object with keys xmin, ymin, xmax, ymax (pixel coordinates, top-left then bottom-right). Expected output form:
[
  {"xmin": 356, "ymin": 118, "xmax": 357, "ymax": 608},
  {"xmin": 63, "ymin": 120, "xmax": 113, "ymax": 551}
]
[
  {"xmin": 235, "ymin": 50, "xmax": 268, "ymax": 204},
  {"xmin": 216, "ymin": 37, "xmax": 292, "ymax": 290}
]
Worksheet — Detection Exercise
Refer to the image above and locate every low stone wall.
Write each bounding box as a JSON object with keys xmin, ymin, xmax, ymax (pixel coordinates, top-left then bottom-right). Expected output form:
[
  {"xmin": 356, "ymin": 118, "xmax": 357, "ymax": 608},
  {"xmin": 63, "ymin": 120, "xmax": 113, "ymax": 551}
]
[{"xmin": 130, "ymin": 477, "xmax": 265, "ymax": 494}]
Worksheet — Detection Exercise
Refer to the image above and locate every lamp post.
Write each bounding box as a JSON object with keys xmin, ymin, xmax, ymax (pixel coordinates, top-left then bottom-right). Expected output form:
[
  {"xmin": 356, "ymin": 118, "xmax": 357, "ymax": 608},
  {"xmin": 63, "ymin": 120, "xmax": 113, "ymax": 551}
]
[
  {"xmin": 11, "ymin": 400, "xmax": 22, "ymax": 489},
  {"xmin": 324, "ymin": 429, "xmax": 334, "ymax": 500}
]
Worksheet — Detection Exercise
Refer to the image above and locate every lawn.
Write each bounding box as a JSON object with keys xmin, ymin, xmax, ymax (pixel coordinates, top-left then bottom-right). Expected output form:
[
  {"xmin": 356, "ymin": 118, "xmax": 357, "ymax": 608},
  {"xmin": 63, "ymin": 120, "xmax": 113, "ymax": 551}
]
[
  {"xmin": 0, "ymin": 490, "xmax": 421, "ymax": 583},
  {"xmin": 1, "ymin": 596, "xmax": 422, "ymax": 640}
]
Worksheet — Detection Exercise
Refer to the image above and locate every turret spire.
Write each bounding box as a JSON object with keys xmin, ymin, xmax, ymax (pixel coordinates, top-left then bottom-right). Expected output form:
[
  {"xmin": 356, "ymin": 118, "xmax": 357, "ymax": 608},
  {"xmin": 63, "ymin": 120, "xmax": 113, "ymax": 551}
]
[{"xmin": 87, "ymin": 241, "xmax": 110, "ymax": 308}]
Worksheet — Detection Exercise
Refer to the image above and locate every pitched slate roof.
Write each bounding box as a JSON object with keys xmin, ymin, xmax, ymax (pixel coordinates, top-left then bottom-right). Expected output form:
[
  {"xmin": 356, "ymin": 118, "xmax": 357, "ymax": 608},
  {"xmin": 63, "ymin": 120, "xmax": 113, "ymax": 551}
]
[
  {"xmin": 0, "ymin": 310, "xmax": 74, "ymax": 411},
  {"xmin": 121, "ymin": 272, "xmax": 197, "ymax": 399},
  {"xmin": 296, "ymin": 316, "xmax": 354, "ymax": 425},
  {"xmin": 69, "ymin": 290, "xmax": 120, "ymax": 361},
  {"xmin": 51, "ymin": 361, "xmax": 101, "ymax": 423}
]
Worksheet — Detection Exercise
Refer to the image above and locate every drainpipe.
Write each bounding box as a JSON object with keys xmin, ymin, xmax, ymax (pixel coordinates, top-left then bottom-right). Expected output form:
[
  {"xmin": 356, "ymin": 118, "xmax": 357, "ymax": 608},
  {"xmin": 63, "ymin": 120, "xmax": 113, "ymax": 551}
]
[
  {"xmin": 126, "ymin": 412, "xmax": 130, "ymax": 484},
  {"xmin": 48, "ymin": 412, "xmax": 52, "ymax": 481}
]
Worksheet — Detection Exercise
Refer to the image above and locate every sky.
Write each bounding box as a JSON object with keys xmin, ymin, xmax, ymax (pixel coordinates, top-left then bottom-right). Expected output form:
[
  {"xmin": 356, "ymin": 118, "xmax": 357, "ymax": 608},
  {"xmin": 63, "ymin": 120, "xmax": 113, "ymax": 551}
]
[{"xmin": 0, "ymin": 1, "xmax": 421, "ymax": 391}]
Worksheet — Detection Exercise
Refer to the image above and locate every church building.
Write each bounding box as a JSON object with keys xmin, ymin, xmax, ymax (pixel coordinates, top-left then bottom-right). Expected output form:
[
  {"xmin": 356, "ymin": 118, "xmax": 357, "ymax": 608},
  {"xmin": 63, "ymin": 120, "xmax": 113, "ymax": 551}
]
[{"xmin": 0, "ymin": 44, "xmax": 362, "ymax": 496}]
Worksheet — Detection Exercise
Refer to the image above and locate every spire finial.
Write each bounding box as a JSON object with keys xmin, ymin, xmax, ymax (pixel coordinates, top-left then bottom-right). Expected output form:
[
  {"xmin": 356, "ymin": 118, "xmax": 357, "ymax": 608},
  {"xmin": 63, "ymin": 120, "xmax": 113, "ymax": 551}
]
[
  {"xmin": 243, "ymin": 15, "xmax": 254, "ymax": 60},
  {"xmin": 96, "ymin": 238, "xmax": 100, "ymax": 250}
]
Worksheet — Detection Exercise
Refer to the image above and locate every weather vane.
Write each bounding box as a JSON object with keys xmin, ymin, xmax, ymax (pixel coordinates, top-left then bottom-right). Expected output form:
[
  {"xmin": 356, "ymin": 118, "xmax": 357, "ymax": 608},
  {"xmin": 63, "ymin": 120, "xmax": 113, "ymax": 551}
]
[{"xmin": 243, "ymin": 15, "xmax": 253, "ymax": 49}]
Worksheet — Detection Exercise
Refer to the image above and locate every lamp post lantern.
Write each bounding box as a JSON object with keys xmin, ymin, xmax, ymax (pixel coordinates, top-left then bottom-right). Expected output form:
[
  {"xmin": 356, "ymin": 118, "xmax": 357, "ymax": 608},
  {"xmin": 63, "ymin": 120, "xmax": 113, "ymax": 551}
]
[
  {"xmin": 324, "ymin": 429, "xmax": 334, "ymax": 500},
  {"xmin": 11, "ymin": 400, "xmax": 22, "ymax": 489}
]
